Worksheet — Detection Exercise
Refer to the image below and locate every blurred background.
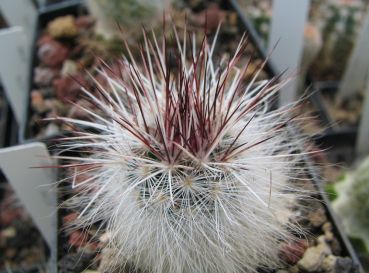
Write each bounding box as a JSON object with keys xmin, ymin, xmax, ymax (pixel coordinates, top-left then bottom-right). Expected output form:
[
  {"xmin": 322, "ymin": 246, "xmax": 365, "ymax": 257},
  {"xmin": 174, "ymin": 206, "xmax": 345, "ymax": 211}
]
[{"xmin": 0, "ymin": 0, "xmax": 369, "ymax": 272}]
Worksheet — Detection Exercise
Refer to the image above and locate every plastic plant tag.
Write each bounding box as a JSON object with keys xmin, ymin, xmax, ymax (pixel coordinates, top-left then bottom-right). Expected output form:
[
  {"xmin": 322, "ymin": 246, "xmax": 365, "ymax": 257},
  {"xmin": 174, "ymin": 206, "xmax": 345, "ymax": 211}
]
[
  {"xmin": 0, "ymin": 142, "xmax": 57, "ymax": 272},
  {"xmin": 268, "ymin": 0, "xmax": 310, "ymax": 106},
  {"xmin": 356, "ymin": 77, "xmax": 369, "ymax": 156},
  {"xmin": 0, "ymin": 0, "xmax": 37, "ymax": 48},
  {"xmin": 339, "ymin": 9, "xmax": 369, "ymax": 100},
  {"xmin": 0, "ymin": 27, "xmax": 30, "ymax": 130}
]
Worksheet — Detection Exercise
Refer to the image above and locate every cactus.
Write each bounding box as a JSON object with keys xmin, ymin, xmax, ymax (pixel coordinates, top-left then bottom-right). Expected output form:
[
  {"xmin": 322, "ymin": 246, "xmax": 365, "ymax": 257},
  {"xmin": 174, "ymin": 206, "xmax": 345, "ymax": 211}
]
[
  {"xmin": 332, "ymin": 156, "xmax": 369, "ymax": 254},
  {"xmin": 55, "ymin": 27, "xmax": 310, "ymax": 273},
  {"xmin": 86, "ymin": 0, "xmax": 170, "ymax": 40}
]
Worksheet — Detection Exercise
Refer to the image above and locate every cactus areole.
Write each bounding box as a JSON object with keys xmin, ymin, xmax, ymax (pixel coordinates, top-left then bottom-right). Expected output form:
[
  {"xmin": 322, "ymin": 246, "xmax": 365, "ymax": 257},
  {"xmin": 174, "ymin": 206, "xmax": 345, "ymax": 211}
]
[{"xmin": 54, "ymin": 26, "xmax": 309, "ymax": 273}]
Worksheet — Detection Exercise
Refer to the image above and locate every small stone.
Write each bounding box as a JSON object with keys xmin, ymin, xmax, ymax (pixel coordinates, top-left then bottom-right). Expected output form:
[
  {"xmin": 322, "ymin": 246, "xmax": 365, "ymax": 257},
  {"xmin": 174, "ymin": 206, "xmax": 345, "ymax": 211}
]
[
  {"xmin": 99, "ymin": 232, "xmax": 111, "ymax": 244},
  {"xmin": 322, "ymin": 222, "xmax": 333, "ymax": 232},
  {"xmin": 228, "ymin": 12, "xmax": 238, "ymax": 26},
  {"xmin": 63, "ymin": 212, "xmax": 78, "ymax": 224},
  {"xmin": 61, "ymin": 59, "xmax": 78, "ymax": 76},
  {"xmin": 298, "ymin": 243, "xmax": 331, "ymax": 272},
  {"xmin": 307, "ymin": 207, "xmax": 327, "ymax": 227},
  {"xmin": 322, "ymin": 255, "xmax": 337, "ymax": 271},
  {"xmin": 43, "ymin": 123, "xmax": 60, "ymax": 137},
  {"xmin": 325, "ymin": 230, "xmax": 334, "ymax": 242},
  {"xmin": 53, "ymin": 74, "xmax": 87, "ymax": 102},
  {"xmin": 75, "ymin": 16, "xmax": 95, "ymax": 30},
  {"xmin": 68, "ymin": 230, "xmax": 88, "ymax": 248},
  {"xmin": 47, "ymin": 15, "xmax": 78, "ymax": 38},
  {"xmin": 1, "ymin": 227, "xmax": 16, "ymax": 238},
  {"xmin": 334, "ymin": 257, "xmax": 354, "ymax": 273},
  {"xmin": 34, "ymin": 66, "xmax": 59, "ymax": 86},
  {"xmin": 193, "ymin": 4, "xmax": 227, "ymax": 32},
  {"xmin": 280, "ymin": 239, "xmax": 309, "ymax": 264},
  {"xmin": 38, "ymin": 39, "xmax": 69, "ymax": 67},
  {"xmin": 31, "ymin": 90, "xmax": 47, "ymax": 113}
]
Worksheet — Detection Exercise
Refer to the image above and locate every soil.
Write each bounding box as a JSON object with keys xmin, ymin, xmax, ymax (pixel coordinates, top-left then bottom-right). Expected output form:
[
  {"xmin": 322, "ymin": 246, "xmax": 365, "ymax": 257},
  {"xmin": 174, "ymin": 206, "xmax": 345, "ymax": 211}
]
[
  {"xmin": 0, "ymin": 181, "xmax": 47, "ymax": 272},
  {"xmin": 27, "ymin": 0, "xmax": 268, "ymax": 140},
  {"xmin": 322, "ymin": 91, "xmax": 363, "ymax": 129}
]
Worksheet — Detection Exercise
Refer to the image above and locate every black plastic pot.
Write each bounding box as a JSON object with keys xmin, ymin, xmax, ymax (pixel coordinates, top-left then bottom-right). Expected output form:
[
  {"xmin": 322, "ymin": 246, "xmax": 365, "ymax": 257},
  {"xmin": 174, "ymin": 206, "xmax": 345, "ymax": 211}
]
[
  {"xmin": 310, "ymin": 81, "xmax": 358, "ymax": 164},
  {"xmin": 229, "ymin": 1, "xmax": 364, "ymax": 271},
  {"xmin": 21, "ymin": 0, "xmax": 85, "ymax": 143}
]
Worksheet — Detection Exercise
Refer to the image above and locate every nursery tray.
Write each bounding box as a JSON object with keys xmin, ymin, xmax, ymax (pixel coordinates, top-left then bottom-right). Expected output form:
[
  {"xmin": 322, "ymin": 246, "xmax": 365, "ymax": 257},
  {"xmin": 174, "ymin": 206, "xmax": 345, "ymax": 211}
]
[
  {"xmin": 230, "ymin": 1, "xmax": 363, "ymax": 271},
  {"xmin": 310, "ymin": 81, "xmax": 358, "ymax": 164},
  {"xmin": 21, "ymin": 0, "xmax": 85, "ymax": 143}
]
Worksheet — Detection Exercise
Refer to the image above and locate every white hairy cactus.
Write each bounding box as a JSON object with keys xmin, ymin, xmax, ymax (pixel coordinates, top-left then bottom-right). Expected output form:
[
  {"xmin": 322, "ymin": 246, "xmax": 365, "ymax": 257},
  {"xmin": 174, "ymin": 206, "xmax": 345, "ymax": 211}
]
[{"xmin": 55, "ymin": 26, "xmax": 309, "ymax": 273}]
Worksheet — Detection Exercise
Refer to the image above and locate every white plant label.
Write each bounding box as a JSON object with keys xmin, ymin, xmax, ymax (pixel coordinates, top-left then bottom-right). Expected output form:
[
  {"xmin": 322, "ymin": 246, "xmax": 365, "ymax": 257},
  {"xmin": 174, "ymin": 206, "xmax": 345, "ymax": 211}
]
[
  {"xmin": 356, "ymin": 78, "xmax": 369, "ymax": 156},
  {"xmin": 0, "ymin": 0, "xmax": 37, "ymax": 48},
  {"xmin": 268, "ymin": 0, "xmax": 310, "ymax": 106},
  {"xmin": 339, "ymin": 9, "xmax": 369, "ymax": 99},
  {"xmin": 0, "ymin": 27, "xmax": 30, "ymax": 129},
  {"xmin": 0, "ymin": 143, "xmax": 57, "ymax": 272}
]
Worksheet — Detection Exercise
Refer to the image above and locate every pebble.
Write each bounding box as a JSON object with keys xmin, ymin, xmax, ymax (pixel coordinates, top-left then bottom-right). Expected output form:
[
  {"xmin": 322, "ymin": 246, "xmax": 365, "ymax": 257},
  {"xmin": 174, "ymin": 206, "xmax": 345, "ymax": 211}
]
[
  {"xmin": 297, "ymin": 243, "xmax": 331, "ymax": 272},
  {"xmin": 47, "ymin": 15, "xmax": 78, "ymax": 38},
  {"xmin": 34, "ymin": 66, "xmax": 59, "ymax": 86},
  {"xmin": 30, "ymin": 90, "xmax": 47, "ymax": 113},
  {"xmin": 322, "ymin": 254, "xmax": 337, "ymax": 271},
  {"xmin": 307, "ymin": 206, "xmax": 327, "ymax": 227},
  {"xmin": 63, "ymin": 212, "xmax": 79, "ymax": 224},
  {"xmin": 75, "ymin": 16, "xmax": 95, "ymax": 30},
  {"xmin": 99, "ymin": 232, "xmax": 111, "ymax": 244},
  {"xmin": 38, "ymin": 39, "xmax": 69, "ymax": 67},
  {"xmin": 1, "ymin": 227, "xmax": 16, "ymax": 238},
  {"xmin": 280, "ymin": 239, "xmax": 308, "ymax": 264},
  {"xmin": 53, "ymin": 74, "xmax": 87, "ymax": 102},
  {"xmin": 333, "ymin": 257, "xmax": 354, "ymax": 273},
  {"xmin": 61, "ymin": 60, "xmax": 78, "ymax": 76},
  {"xmin": 68, "ymin": 230, "xmax": 89, "ymax": 248},
  {"xmin": 43, "ymin": 123, "xmax": 60, "ymax": 137},
  {"xmin": 193, "ymin": 3, "xmax": 227, "ymax": 32},
  {"xmin": 322, "ymin": 221, "xmax": 333, "ymax": 232}
]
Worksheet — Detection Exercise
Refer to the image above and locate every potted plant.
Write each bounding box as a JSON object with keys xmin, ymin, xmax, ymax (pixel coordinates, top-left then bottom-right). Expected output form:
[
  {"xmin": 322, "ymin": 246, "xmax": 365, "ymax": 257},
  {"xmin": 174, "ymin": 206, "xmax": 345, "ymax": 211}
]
[{"xmin": 52, "ymin": 19, "xmax": 363, "ymax": 272}]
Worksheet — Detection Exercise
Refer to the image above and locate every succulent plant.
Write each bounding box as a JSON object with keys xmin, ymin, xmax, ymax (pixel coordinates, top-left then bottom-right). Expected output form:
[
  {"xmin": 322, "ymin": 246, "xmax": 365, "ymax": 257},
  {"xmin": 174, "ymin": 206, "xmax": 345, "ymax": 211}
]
[
  {"xmin": 55, "ymin": 27, "xmax": 310, "ymax": 273},
  {"xmin": 332, "ymin": 156, "xmax": 369, "ymax": 254},
  {"xmin": 86, "ymin": 0, "xmax": 170, "ymax": 40}
]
